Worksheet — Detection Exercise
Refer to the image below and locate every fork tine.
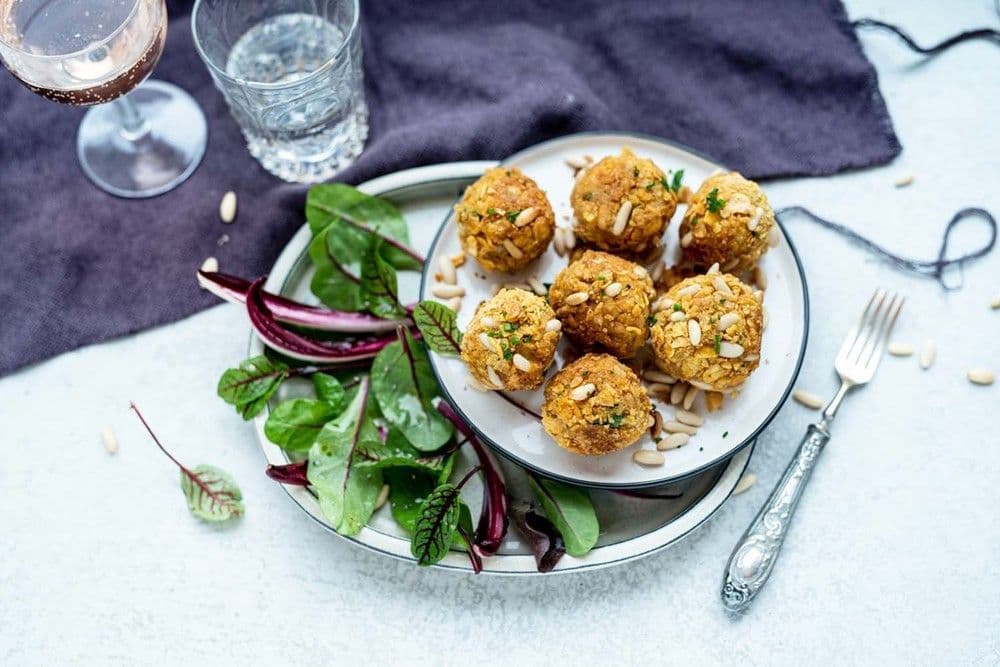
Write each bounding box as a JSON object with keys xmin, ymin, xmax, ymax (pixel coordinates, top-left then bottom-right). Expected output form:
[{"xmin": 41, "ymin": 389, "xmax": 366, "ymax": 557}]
[
  {"xmin": 837, "ymin": 290, "xmax": 879, "ymax": 361},
  {"xmin": 857, "ymin": 292, "xmax": 895, "ymax": 364},
  {"xmin": 863, "ymin": 294, "xmax": 904, "ymax": 369},
  {"xmin": 847, "ymin": 290, "xmax": 887, "ymax": 364}
]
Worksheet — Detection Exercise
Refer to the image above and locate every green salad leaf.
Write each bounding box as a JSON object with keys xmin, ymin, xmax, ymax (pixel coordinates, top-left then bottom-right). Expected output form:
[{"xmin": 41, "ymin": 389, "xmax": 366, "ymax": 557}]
[
  {"xmin": 371, "ymin": 328, "xmax": 454, "ymax": 451},
  {"xmin": 307, "ymin": 378, "xmax": 384, "ymax": 535},
  {"xmin": 308, "ymin": 226, "xmax": 364, "ymax": 311},
  {"xmin": 385, "ymin": 469, "xmax": 436, "ymax": 534},
  {"xmin": 181, "ymin": 464, "xmax": 245, "ymax": 522},
  {"xmin": 357, "ymin": 427, "xmax": 454, "ymax": 475},
  {"xmin": 527, "ymin": 474, "xmax": 599, "ymax": 557},
  {"xmin": 264, "ymin": 398, "xmax": 341, "ymax": 452},
  {"xmin": 217, "ymin": 355, "xmax": 290, "ymax": 420},
  {"xmin": 312, "ymin": 373, "xmax": 345, "ymax": 408},
  {"xmin": 360, "ymin": 241, "xmax": 406, "ymax": 319},
  {"xmin": 412, "ymin": 301, "xmax": 463, "ymax": 355},
  {"xmin": 411, "ymin": 483, "xmax": 462, "ymax": 565}
]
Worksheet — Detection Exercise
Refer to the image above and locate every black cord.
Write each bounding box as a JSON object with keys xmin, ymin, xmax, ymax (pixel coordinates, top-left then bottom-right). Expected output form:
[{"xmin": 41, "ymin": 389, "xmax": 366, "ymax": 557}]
[
  {"xmin": 852, "ymin": 18, "xmax": 1000, "ymax": 55},
  {"xmin": 776, "ymin": 206, "xmax": 997, "ymax": 290}
]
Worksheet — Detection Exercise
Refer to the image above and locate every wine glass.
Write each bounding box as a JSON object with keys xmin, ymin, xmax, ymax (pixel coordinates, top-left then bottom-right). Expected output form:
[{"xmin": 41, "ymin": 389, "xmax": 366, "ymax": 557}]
[{"xmin": 0, "ymin": 0, "xmax": 207, "ymax": 198}]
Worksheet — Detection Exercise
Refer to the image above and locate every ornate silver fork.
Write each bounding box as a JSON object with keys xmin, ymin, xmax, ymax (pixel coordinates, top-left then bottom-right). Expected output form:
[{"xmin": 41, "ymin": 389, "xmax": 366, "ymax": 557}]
[{"xmin": 721, "ymin": 289, "xmax": 904, "ymax": 613}]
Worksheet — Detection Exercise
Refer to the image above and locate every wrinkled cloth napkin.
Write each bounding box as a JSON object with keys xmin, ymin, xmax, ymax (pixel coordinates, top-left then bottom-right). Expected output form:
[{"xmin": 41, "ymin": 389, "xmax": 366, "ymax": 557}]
[{"xmin": 0, "ymin": 0, "xmax": 899, "ymax": 375}]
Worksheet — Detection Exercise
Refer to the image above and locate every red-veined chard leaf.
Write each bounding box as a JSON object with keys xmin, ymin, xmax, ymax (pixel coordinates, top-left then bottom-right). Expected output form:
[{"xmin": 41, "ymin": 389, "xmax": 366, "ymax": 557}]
[
  {"xmin": 130, "ymin": 403, "xmax": 244, "ymax": 523},
  {"xmin": 526, "ymin": 474, "xmax": 598, "ymax": 557},
  {"xmin": 217, "ymin": 355, "xmax": 290, "ymax": 420},
  {"xmin": 411, "ymin": 483, "xmax": 462, "ymax": 565},
  {"xmin": 412, "ymin": 301, "xmax": 463, "ymax": 355},
  {"xmin": 510, "ymin": 502, "xmax": 566, "ymax": 572},
  {"xmin": 266, "ymin": 460, "xmax": 309, "ymax": 486},
  {"xmin": 312, "ymin": 373, "xmax": 345, "ymax": 407},
  {"xmin": 360, "ymin": 241, "xmax": 407, "ymax": 319},
  {"xmin": 264, "ymin": 398, "xmax": 341, "ymax": 452},
  {"xmin": 371, "ymin": 327, "xmax": 453, "ymax": 451},
  {"xmin": 306, "ymin": 377, "xmax": 384, "ymax": 535}
]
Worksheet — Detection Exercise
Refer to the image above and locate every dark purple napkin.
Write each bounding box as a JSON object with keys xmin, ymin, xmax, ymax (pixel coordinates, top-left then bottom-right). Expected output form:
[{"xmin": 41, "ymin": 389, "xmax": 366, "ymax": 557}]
[{"xmin": 0, "ymin": 0, "xmax": 899, "ymax": 376}]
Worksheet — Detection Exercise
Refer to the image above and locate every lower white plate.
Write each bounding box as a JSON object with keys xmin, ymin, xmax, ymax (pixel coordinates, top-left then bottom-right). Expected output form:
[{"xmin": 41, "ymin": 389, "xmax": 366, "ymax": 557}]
[{"xmin": 251, "ymin": 159, "xmax": 753, "ymax": 574}]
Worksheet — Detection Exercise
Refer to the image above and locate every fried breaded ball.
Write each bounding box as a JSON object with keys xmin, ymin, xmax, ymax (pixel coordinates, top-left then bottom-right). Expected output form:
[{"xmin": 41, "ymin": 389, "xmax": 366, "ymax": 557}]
[
  {"xmin": 460, "ymin": 289, "xmax": 561, "ymax": 391},
  {"xmin": 454, "ymin": 167, "xmax": 555, "ymax": 273},
  {"xmin": 549, "ymin": 250, "xmax": 655, "ymax": 358},
  {"xmin": 649, "ymin": 273, "xmax": 763, "ymax": 391},
  {"xmin": 678, "ymin": 171, "xmax": 775, "ymax": 274},
  {"xmin": 542, "ymin": 353, "xmax": 651, "ymax": 456},
  {"xmin": 570, "ymin": 148, "xmax": 678, "ymax": 255},
  {"xmin": 567, "ymin": 239, "xmax": 665, "ymax": 267}
]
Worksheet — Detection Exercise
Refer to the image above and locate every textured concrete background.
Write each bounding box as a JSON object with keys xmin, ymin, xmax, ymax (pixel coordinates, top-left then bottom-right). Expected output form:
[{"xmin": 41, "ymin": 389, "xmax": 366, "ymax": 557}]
[{"xmin": 2, "ymin": 0, "xmax": 998, "ymax": 664}]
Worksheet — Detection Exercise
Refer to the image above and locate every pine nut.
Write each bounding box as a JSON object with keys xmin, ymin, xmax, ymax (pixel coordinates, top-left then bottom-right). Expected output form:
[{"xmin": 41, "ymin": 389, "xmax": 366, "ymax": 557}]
[
  {"xmin": 219, "ymin": 191, "xmax": 237, "ymax": 223},
  {"xmin": 748, "ymin": 206, "xmax": 764, "ymax": 232},
  {"xmin": 676, "ymin": 284, "xmax": 700, "ymax": 297},
  {"xmin": 438, "ymin": 255, "xmax": 457, "ymax": 284},
  {"xmin": 767, "ymin": 225, "xmax": 780, "ymax": 247},
  {"xmin": 375, "ymin": 484, "xmax": 390, "ymax": 510},
  {"xmin": 670, "ymin": 382, "xmax": 687, "ymax": 405},
  {"xmin": 574, "ymin": 167, "xmax": 588, "ymax": 183},
  {"xmin": 612, "ymin": 200, "xmax": 633, "ymax": 235},
  {"xmin": 633, "ymin": 266, "xmax": 648, "ymax": 279},
  {"xmin": 200, "ymin": 256, "xmax": 218, "ymax": 274},
  {"xmin": 467, "ymin": 374, "xmax": 490, "ymax": 392},
  {"xmin": 753, "ymin": 266, "xmax": 767, "ymax": 290},
  {"xmin": 651, "ymin": 261, "xmax": 664, "ymax": 282},
  {"xmin": 478, "ymin": 332, "xmax": 496, "ymax": 352},
  {"xmin": 968, "ymin": 369, "xmax": 995, "ymax": 385},
  {"xmin": 486, "ymin": 366, "xmax": 504, "ymax": 389},
  {"xmin": 481, "ymin": 316, "xmax": 496, "ymax": 328},
  {"xmin": 919, "ymin": 340, "xmax": 935, "ymax": 370},
  {"xmin": 512, "ymin": 354, "xmax": 531, "ymax": 372},
  {"xmin": 753, "ymin": 289, "xmax": 764, "ymax": 302},
  {"xmin": 657, "ymin": 433, "xmax": 689, "ymax": 451},
  {"xmin": 650, "ymin": 411, "xmax": 664, "ymax": 438},
  {"xmin": 565, "ymin": 291, "xmax": 590, "ymax": 306},
  {"xmin": 446, "ymin": 297, "xmax": 462, "ymax": 312},
  {"xmin": 528, "ymin": 276, "xmax": 547, "ymax": 296},
  {"xmin": 888, "ymin": 342, "xmax": 913, "ymax": 356},
  {"xmin": 647, "ymin": 382, "xmax": 674, "ymax": 394},
  {"xmin": 712, "ymin": 276, "xmax": 733, "ymax": 296},
  {"xmin": 990, "ymin": 294, "xmax": 1000, "ymax": 309},
  {"xmin": 688, "ymin": 319, "xmax": 702, "ymax": 345},
  {"xmin": 664, "ymin": 421, "xmax": 697, "ymax": 435},
  {"xmin": 718, "ymin": 313, "xmax": 739, "ymax": 330},
  {"xmin": 680, "ymin": 232, "xmax": 693, "ymax": 248},
  {"xmin": 604, "ymin": 282, "xmax": 623, "ymax": 297},
  {"xmin": 675, "ymin": 409, "xmax": 704, "ymax": 427},
  {"xmin": 643, "ymin": 369, "xmax": 676, "ymax": 384},
  {"xmin": 718, "ymin": 341, "xmax": 745, "ymax": 358},
  {"xmin": 554, "ymin": 231, "xmax": 567, "ymax": 256},
  {"xmin": 546, "ymin": 318, "xmax": 562, "ymax": 332},
  {"xmin": 793, "ymin": 389, "xmax": 823, "ymax": 409},
  {"xmin": 688, "ymin": 380, "xmax": 714, "ymax": 391},
  {"xmin": 633, "ymin": 450, "xmax": 665, "ymax": 466},
  {"xmin": 762, "ymin": 306, "xmax": 769, "ymax": 329},
  {"xmin": 682, "ymin": 385, "xmax": 700, "ymax": 410},
  {"xmin": 514, "ymin": 207, "xmax": 538, "ymax": 227},
  {"xmin": 670, "ymin": 311, "xmax": 686, "ymax": 322},
  {"xmin": 564, "ymin": 227, "xmax": 576, "ymax": 249},
  {"xmin": 571, "ymin": 383, "xmax": 596, "ymax": 401},
  {"xmin": 432, "ymin": 284, "xmax": 465, "ymax": 298},
  {"xmin": 101, "ymin": 426, "xmax": 118, "ymax": 455},
  {"xmin": 706, "ymin": 262, "xmax": 720, "ymax": 275},
  {"xmin": 894, "ymin": 174, "xmax": 914, "ymax": 188},
  {"xmin": 502, "ymin": 239, "xmax": 524, "ymax": 259},
  {"xmin": 565, "ymin": 156, "xmax": 588, "ymax": 171},
  {"xmin": 652, "ymin": 296, "xmax": 674, "ymax": 313},
  {"xmin": 733, "ymin": 473, "xmax": 757, "ymax": 496}
]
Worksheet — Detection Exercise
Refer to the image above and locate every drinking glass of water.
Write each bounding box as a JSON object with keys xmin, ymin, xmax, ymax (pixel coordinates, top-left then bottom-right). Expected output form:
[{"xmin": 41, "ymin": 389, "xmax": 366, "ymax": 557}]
[{"xmin": 191, "ymin": 0, "xmax": 368, "ymax": 183}]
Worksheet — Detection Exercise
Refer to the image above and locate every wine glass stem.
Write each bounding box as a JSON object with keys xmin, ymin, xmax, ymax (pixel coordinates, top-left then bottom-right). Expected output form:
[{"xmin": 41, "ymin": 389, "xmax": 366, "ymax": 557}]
[{"xmin": 114, "ymin": 92, "xmax": 151, "ymax": 141}]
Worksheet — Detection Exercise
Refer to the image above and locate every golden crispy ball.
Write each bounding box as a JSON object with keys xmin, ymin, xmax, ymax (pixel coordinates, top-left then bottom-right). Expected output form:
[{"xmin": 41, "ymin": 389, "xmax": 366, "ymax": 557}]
[
  {"xmin": 679, "ymin": 172, "xmax": 775, "ymax": 274},
  {"xmin": 570, "ymin": 148, "xmax": 678, "ymax": 254},
  {"xmin": 460, "ymin": 289, "xmax": 561, "ymax": 390},
  {"xmin": 549, "ymin": 250, "xmax": 655, "ymax": 358},
  {"xmin": 542, "ymin": 353, "xmax": 651, "ymax": 456},
  {"xmin": 567, "ymin": 238, "xmax": 665, "ymax": 267},
  {"xmin": 454, "ymin": 167, "xmax": 555, "ymax": 273},
  {"xmin": 650, "ymin": 273, "xmax": 763, "ymax": 391}
]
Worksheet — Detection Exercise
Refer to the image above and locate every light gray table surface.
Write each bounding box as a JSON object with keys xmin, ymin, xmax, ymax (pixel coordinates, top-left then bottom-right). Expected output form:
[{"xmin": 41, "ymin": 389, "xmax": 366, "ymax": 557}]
[{"xmin": 2, "ymin": 1, "xmax": 998, "ymax": 664}]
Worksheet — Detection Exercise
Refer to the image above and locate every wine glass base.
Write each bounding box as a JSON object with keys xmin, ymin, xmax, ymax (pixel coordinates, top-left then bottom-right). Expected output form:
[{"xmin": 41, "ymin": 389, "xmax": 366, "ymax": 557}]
[{"xmin": 77, "ymin": 80, "xmax": 207, "ymax": 199}]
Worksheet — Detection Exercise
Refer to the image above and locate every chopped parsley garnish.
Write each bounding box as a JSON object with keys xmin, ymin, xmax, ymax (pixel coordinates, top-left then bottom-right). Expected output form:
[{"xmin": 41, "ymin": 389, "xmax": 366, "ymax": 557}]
[
  {"xmin": 593, "ymin": 411, "xmax": 627, "ymax": 429},
  {"xmin": 646, "ymin": 315, "xmax": 657, "ymax": 327},
  {"xmin": 502, "ymin": 322, "xmax": 520, "ymax": 332},
  {"xmin": 706, "ymin": 188, "xmax": 726, "ymax": 213},
  {"xmin": 645, "ymin": 181, "xmax": 657, "ymax": 191},
  {"xmin": 581, "ymin": 370, "xmax": 590, "ymax": 378},
  {"xmin": 670, "ymin": 169, "xmax": 684, "ymax": 193},
  {"xmin": 722, "ymin": 431, "xmax": 729, "ymax": 438},
  {"xmin": 487, "ymin": 207, "xmax": 497, "ymax": 216},
  {"xmin": 582, "ymin": 191, "xmax": 595, "ymax": 201},
  {"xmin": 505, "ymin": 210, "xmax": 521, "ymax": 223},
  {"xmin": 597, "ymin": 273, "xmax": 608, "ymax": 282},
  {"xmin": 714, "ymin": 334, "xmax": 722, "ymax": 354},
  {"xmin": 521, "ymin": 334, "xmax": 533, "ymax": 343},
  {"xmin": 673, "ymin": 303, "xmax": 684, "ymax": 312},
  {"xmin": 632, "ymin": 166, "xmax": 640, "ymax": 177}
]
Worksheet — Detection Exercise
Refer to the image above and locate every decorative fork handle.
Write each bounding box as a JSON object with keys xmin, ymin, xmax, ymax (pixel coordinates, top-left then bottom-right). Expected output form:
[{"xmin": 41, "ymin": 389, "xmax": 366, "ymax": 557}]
[{"xmin": 721, "ymin": 422, "xmax": 831, "ymax": 612}]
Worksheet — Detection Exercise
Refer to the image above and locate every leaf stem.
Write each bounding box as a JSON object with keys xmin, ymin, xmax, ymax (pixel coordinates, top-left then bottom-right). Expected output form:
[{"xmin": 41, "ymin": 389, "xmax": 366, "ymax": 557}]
[
  {"xmin": 314, "ymin": 206, "xmax": 426, "ymax": 265},
  {"xmin": 455, "ymin": 464, "xmax": 484, "ymax": 490},
  {"xmin": 130, "ymin": 402, "xmax": 190, "ymax": 475}
]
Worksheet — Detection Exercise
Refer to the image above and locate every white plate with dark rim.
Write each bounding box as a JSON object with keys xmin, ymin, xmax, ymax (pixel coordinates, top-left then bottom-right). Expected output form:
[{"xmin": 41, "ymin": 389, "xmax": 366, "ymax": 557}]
[
  {"xmin": 251, "ymin": 158, "xmax": 754, "ymax": 574},
  {"xmin": 421, "ymin": 133, "xmax": 809, "ymax": 489}
]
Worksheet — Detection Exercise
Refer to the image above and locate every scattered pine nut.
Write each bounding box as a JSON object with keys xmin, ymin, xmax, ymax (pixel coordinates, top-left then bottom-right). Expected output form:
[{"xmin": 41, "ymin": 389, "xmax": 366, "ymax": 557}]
[
  {"xmin": 718, "ymin": 313, "xmax": 740, "ymax": 330},
  {"xmin": 675, "ymin": 409, "xmax": 704, "ymax": 427},
  {"xmin": 887, "ymin": 343, "xmax": 913, "ymax": 357},
  {"xmin": 565, "ymin": 291, "xmax": 590, "ymax": 306},
  {"xmin": 670, "ymin": 382, "xmax": 687, "ymax": 405},
  {"xmin": 571, "ymin": 383, "xmax": 597, "ymax": 401},
  {"xmin": 676, "ymin": 284, "xmax": 700, "ymax": 297},
  {"xmin": 991, "ymin": 294, "xmax": 1000, "ymax": 309},
  {"xmin": 513, "ymin": 207, "xmax": 538, "ymax": 227},
  {"xmin": 663, "ymin": 421, "xmax": 697, "ymax": 435},
  {"xmin": 565, "ymin": 156, "xmax": 588, "ymax": 171},
  {"xmin": 200, "ymin": 256, "xmax": 218, "ymax": 274},
  {"xmin": 718, "ymin": 341, "xmax": 745, "ymax": 359},
  {"xmin": 670, "ymin": 311, "xmax": 686, "ymax": 322},
  {"xmin": 633, "ymin": 450, "xmax": 665, "ymax": 466},
  {"xmin": 651, "ymin": 261, "xmax": 664, "ymax": 282},
  {"xmin": 446, "ymin": 297, "xmax": 462, "ymax": 312},
  {"xmin": 747, "ymin": 207, "xmax": 764, "ymax": 232},
  {"xmin": 657, "ymin": 433, "xmax": 689, "ymax": 451},
  {"xmin": 643, "ymin": 369, "xmax": 676, "ymax": 384},
  {"xmin": 512, "ymin": 353, "xmax": 532, "ymax": 372},
  {"xmin": 478, "ymin": 332, "xmax": 496, "ymax": 352},
  {"xmin": 680, "ymin": 232, "xmax": 693, "ymax": 248},
  {"xmin": 688, "ymin": 319, "xmax": 702, "ymax": 345},
  {"xmin": 894, "ymin": 174, "xmax": 914, "ymax": 188},
  {"xmin": 767, "ymin": 226, "xmax": 780, "ymax": 248},
  {"xmin": 101, "ymin": 426, "xmax": 118, "ymax": 455},
  {"xmin": 682, "ymin": 385, "xmax": 700, "ymax": 411},
  {"xmin": 706, "ymin": 262, "xmax": 720, "ymax": 275},
  {"xmin": 431, "ymin": 284, "xmax": 465, "ymax": 299},
  {"xmin": 564, "ymin": 227, "xmax": 577, "ymax": 250},
  {"xmin": 467, "ymin": 374, "xmax": 490, "ymax": 392},
  {"xmin": 967, "ymin": 369, "xmax": 995, "ymax": 385},
  {"xmin": 649, "ymin": 411, "xmax": 664, "ymax": 439},
  {"xmin": 793, "ymin": 389, "xmax": 823, "ymax": 409},
  {"xmin": 528, "ymin": 276, "xmax": 547, "ymax": 296},
  {"xmin": 652, "ymin": 296, "xmax": 674, "ymax": 313},
  {"xmin": 375, "ymin": 484, "xmax": 390, "ymax": 510},
  {"xmin": 753, "ymin": 266, "xmax": 768, "ymax": 290},
  {"xmin": 712, "ymin": 276, "xmax": 733, "ymax": 296},
  {"xmin": 486, "ymin": 366, "xmax": 504, "ymax": 389},
  {"xmin": 604, "ymin": 282, "xmax": 623, "ymax": 297},
  {"xmin": 677, "ymin": 185, "xmax": 692, "ymax": 204},
  {"xmin": 502, "ymin": 239, "xmax": 524, "ymax": 259},
  {"xmin": 647, "ymin": 382, "xmax": 674, "ymax": 395},
  {"xmin": 733, "ymin": 473, "xmax": 757, "ymax": 496},
  {"xmin": 633, "ymin": 266, "xmax": 648, "ymax": 279},
  {"xmin": 919, "ymin": 340, "xmax": 935, "ymax": 370},
  {"xmin": 438, "ymin": 255, "xmax": 457, "ymax": 284},
  {"xmin": 219, "ymin": 191, "xmax": 237, "ymax": 223},
  {"xmin": 546, "ymin": 319, "xmax": 562, "ymax": 332},
  {"xmin": 612, "ymin": 200, "xmax": 633, "ymax": 235}
]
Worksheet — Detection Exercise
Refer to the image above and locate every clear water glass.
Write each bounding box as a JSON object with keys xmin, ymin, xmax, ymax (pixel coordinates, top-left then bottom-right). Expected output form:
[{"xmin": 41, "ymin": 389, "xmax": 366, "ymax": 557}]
[{"xmin": 192, "ymin": 0, "xmax": 368, "ymax": 183}]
